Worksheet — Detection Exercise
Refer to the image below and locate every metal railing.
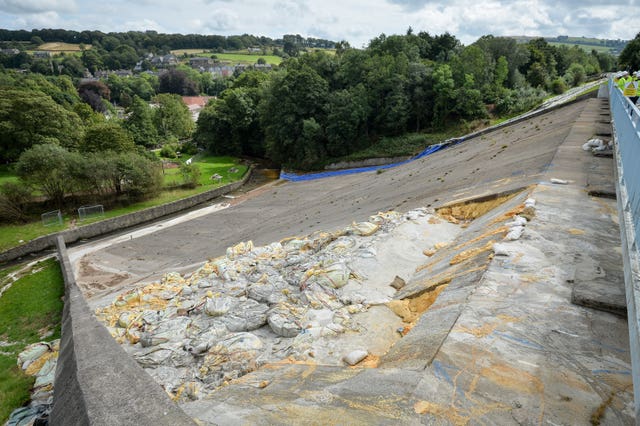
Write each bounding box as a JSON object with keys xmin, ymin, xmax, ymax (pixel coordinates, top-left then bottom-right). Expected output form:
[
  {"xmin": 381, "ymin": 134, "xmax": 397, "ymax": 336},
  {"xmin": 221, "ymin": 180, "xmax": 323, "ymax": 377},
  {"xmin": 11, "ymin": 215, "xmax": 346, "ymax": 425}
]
[
  {"xmin": 610, "ymin": 79, "xmax": 640, "ymax": 420},
  {"xmin": 610, "ymin": 82, "xmax": 640, "ymax": 245}
]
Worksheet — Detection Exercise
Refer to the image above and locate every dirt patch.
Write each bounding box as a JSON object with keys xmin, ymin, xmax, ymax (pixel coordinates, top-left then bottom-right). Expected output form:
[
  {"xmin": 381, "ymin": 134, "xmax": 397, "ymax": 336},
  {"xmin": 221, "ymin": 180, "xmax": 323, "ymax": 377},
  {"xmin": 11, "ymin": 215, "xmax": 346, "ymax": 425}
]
[
  {"xmin": 387, "ymin": 284, "xmax": 448, "ymax": 323},
  {"xmin": 437, "ymin": 193, "xmax": 518, "ymax": 223},
  {"xmin": 77, "ymin": 257, "xmax": 130, "ymax": 298}
]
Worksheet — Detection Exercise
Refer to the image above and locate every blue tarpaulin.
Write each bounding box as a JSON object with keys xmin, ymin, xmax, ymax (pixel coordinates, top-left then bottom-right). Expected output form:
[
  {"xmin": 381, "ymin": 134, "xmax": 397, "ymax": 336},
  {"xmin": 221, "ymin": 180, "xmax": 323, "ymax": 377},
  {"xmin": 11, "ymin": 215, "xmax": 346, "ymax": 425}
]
[{"xmin": 280, "ymin": 138, "xmax": 463, "ymax": 182}]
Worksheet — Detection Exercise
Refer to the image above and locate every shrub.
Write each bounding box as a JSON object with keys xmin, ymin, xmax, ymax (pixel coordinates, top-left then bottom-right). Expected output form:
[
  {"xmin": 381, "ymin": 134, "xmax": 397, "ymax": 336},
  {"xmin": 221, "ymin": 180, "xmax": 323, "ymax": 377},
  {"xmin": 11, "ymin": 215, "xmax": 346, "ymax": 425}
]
[
  {"xmin": 159, "ymin": 144, "xmax": 178, "ymax": 159},
  {"xmin": 180, "ymin": 163, "xmax": 201, "ymax": 188},
  {"xmin": 0, "ymin": 182, "xmax": 32, "ymax": 223},
  {"xmin": 551, "ymin": 78, "xmax": 568, "ymax": 95}
]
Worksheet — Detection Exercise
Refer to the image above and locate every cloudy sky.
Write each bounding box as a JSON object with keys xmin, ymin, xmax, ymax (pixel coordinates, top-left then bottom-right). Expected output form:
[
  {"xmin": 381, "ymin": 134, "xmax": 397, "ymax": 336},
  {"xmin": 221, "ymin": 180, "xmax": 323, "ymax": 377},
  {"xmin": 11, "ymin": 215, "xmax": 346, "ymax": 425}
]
[{"xmin": 0, "ymin": 0, "xmax": 637, "ymax": 47}]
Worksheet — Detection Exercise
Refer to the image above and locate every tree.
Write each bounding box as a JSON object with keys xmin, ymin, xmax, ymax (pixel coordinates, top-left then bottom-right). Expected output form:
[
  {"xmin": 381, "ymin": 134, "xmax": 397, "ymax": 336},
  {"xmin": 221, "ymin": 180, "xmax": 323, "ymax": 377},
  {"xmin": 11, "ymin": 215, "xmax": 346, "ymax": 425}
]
[
  {"xmin": 325, "ymin": 85, "xmax": 369, "ymax": 156},
  {"xmin": 283, "ymin": 40, "xmax": 299, "ymax": 57},
  {"xmin": 0, "ymin": 89, "xmax": 84, "ymax": 162},
  {"xmin": 124, "ymin": 96, "xmax": 158, "ymax": 147},
  {"xmin": 153, "ymin": 93, "xmax": 194, "ymax": 140},
  {"xmin": 432, "ymin": 64, "xmax": 455, "ymax": 127},
  {"xmin": 260, "ymin": 66, "xmax": 329, "ymax": 169},
  {"xmin": 526, "ymin": 62, "xmax": 549, "ymax": 88},
  {"xmin": 15, "ymin": 144, "xmax": 80, "ymax": 208},
  {"xmin": 81, "ymin": 122, "xmax": 135, "ymax": 153},
  {"xmin": 159, "ymin": 69, "xmax": 199, "ymax": 96},
  {"xmin": 112, "ymin": 152, "xmax": 162, "ymax": 198},
  {"xmin": 494, "ymin": 56, "xmax": 509, "ymax": 87},
  {"xmin": 0, "ymin": 182, "xmax": 32, "ymax": 223},
  {"xmin": 60, "ymin": 55, "xmax": 85, "ymax": 77},
  {"xmin": 619, "ymin": 33, "xmax": 640, "ymax": 70},
  {"xmin": 78, "ymin": 80, "xmax": 111, "ymax": 112},
  {"xmin": 194, "ymin": 86, "xmax": 264, "ymax": 156},
  {"xmin": 81, "ymin": 49, "xmax": 103, "ymax": 74},
  {"xmin": 565, "ymin": 63, "xmax": 586, "ymax": 87}
]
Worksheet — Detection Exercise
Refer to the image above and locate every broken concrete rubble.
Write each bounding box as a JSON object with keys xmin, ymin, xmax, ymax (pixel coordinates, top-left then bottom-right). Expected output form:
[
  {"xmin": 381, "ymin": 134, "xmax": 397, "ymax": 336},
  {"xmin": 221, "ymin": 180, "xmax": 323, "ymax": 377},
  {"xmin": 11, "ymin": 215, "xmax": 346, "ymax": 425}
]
[
  {"xmin": 7, "ymin": 340, "xmax": 60, "ymax": 426},
  {"xmin": 95, "ymin": 207, "xmax": 466, "ymax": 402},
  {"xmin": 93, "ymin": 193, "xmax": 536, "ymax": 406}
]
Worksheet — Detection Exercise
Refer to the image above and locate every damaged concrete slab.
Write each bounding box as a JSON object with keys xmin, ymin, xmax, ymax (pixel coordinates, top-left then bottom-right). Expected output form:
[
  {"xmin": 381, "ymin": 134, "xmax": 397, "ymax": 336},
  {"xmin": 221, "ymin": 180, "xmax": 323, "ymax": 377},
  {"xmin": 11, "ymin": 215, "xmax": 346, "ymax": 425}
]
[{"xmin": 54, "ymin": 93, "xmax": 633, "ymax": 424}]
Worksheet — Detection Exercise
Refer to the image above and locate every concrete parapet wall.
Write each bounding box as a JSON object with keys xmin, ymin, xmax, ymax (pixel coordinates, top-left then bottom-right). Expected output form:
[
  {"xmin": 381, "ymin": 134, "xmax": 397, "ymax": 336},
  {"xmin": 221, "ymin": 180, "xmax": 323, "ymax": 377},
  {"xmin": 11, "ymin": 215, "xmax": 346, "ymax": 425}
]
[
  {"xmin": 51, "ymin": 236, "xmax": 195, "ymax": 425},
  {"xmin": 0, "ymin": 169, "xmax": 252, "ymax": 264}
]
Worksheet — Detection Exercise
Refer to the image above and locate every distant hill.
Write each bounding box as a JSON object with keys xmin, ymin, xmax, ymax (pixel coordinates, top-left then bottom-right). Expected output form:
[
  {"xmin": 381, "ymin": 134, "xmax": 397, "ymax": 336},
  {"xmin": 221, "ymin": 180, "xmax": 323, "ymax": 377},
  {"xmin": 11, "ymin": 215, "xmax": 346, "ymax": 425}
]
[{"xmin": 510, "ymin": 35, "xmax": 627, "ymax": 55}]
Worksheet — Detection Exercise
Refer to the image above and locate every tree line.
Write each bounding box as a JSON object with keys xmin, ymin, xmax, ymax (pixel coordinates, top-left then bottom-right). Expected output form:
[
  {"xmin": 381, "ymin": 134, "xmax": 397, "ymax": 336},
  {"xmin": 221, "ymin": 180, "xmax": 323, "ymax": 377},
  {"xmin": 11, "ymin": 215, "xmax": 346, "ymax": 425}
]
[
  {"xmin": 0, "ymin": 29, "xmax": 620, "ymax": 221},
  {"xmin": 0, "ymin": 28, "xmax": 334, "ymax": 56},
  {"xmin": 194, "ymin": 32, "xmax": 616, "ymax": 169},
  {"xmin": 0, "ymin": 70, "xmax": 197, "ymax": 221}
]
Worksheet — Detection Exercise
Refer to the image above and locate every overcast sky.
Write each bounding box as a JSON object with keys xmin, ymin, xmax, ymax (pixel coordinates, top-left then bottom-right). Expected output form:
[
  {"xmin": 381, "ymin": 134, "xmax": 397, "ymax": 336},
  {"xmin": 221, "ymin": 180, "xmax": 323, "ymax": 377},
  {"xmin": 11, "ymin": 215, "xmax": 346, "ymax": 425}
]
[{"xmin": 0, "ymin": 0, "xmax": 637, "ymax": 47}]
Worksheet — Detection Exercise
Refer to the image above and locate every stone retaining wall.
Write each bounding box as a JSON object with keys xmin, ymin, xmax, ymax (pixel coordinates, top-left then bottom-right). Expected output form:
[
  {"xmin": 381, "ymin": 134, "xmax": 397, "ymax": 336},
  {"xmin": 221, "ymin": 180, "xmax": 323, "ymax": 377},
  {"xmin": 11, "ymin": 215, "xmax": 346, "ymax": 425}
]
[
  {"xmin": 50, "ymin": 236, "xmax": 195, "ymax": 425},
  {"xmin": 0, "ymin": 169, "xmax": 252, "ymax": 264}
]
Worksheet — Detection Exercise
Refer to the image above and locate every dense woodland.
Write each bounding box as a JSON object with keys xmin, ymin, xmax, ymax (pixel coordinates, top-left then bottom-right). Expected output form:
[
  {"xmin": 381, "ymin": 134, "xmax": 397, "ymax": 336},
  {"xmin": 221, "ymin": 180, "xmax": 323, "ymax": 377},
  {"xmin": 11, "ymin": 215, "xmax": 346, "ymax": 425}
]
[
  {"xmin": 196, "ymin": 32, "xmax": 616, "ymax": 168},
  {"xmin": 0, "ymin": 28, "xmax": 629, "ymax": 220}
]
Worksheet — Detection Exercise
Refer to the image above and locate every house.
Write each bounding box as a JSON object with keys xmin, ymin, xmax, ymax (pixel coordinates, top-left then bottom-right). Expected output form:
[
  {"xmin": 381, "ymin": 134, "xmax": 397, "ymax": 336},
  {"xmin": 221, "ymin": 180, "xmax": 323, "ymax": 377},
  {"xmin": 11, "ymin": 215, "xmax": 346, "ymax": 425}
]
[
  {"xmin": 0, "ymin": 48, "xmax": 19, "ymax": 55},
  {"xmin": 182, "ymin": 96, "xmax": 214, "ymax": 121},
  {"xmin": 210, "ymin": 65, "xmax": 236, "ymax": 78},
  {"xmin": 248, "ymin": 47, "xmax": 262, "ymax": 53},
  {"xmin": 33, "ymin": 51, "xmax": 51, "ymax": 58},
  {"xmin": 150, "ymin": 54, "xmax": 178, "ymax": 68},
  {"xmin": 254, "ymin": 63, "xmax": 272, "ymax": 71},
  {"xmin": 189, "ymin": 57, "xmax": 214, "ymax": 70}
]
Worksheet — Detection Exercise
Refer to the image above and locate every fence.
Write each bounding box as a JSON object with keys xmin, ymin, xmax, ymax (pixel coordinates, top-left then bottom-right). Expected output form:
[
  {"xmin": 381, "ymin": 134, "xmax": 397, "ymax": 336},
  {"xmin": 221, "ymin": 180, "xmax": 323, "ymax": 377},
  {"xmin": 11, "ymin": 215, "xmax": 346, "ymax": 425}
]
[
  {"xmin": 41, "ymin": 210, "xmax": 62, "ymax": 227},
  {"xmin": 610, "ymin": 78, "xmax": 640, "ymax": 419},
  {"xmin": 78, "ymin": 205, "xmax": 105, "ymax": 222},
  {"xmin": 610, "ymin": 82, "xmax": 640, "ymax": 245}
]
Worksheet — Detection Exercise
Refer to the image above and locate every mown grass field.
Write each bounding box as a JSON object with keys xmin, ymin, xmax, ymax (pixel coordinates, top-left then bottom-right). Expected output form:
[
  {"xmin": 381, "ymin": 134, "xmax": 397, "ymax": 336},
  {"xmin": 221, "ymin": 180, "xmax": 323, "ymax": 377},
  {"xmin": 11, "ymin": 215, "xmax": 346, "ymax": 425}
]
[
  {"xmin": 0, "ymin": 258, "xmax": 64, "ymax": 423},
  {"xmin": 172, "ymin": 49, "xmax": 282, "ymax": 65},
  {"xmin": 0, "ymin": 156, "xmax": 248, "ymax": 252},
  {"xmin": 37, "ymin": 42, "xmax": 90, "ymax": 52},
  {"xmin": 162, "ymin": 155, "xmax": 248, "ymax": 187},
  {"xmin": 548, "ymin": 42, "xmax": 613, "ymax": 54}
]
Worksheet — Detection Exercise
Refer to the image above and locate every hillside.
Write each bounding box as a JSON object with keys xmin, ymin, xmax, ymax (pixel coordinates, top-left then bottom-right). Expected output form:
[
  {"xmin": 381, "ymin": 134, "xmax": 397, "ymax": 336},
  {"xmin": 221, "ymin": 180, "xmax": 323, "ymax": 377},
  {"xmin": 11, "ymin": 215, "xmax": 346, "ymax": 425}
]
[{"xmin": 510, "ymin": 35, "xmax": 627, "ymax": 55}]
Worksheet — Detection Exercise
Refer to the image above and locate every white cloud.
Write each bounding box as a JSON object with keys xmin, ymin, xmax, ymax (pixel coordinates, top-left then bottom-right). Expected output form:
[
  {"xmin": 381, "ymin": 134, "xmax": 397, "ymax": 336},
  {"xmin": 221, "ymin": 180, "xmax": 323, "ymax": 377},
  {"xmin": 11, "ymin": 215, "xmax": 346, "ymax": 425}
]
[
  {"xmin": 122, "ymin": 19, "xmax": 165, "ymax": 33},
  {"xmin": 0, "ymin": 0, "xmax": 75, "ymax": 14},
  {"xmin": 0, "ymin": 0, "xmax": 638, "ymax": 47},
  {"xmin": 200, "ymin": 9, "xmax": 239, "ymax": 32},
  {"xmin": 14, "ymin": 11, "xmax": 61, "ymax": 28}
]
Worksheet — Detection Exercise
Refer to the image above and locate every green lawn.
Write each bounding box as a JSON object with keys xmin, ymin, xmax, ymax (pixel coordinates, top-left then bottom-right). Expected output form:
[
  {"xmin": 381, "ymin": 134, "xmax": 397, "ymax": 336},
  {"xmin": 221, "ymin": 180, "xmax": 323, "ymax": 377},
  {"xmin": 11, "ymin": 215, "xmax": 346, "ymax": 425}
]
[
  {"xmin": 0, "ymin": 156, "xmax": 248, "ymax": 252},
  {"xmin": 171, "ymin": 49, "xmax": 282, "ymax": 65},
  {"xmin": 161, "ymin": 155, "xmax": 248, "ymax": 187},
  {"xmin": 548, "ymin": 41, "xmax": 613, "ymax": 54},
  {"xmin": 0, "ymin": 258, "xmax": 64, "ymax": 424},
  {"xmin": 211, "ymin": 53, "xmax": 282, "ymax": 65}
]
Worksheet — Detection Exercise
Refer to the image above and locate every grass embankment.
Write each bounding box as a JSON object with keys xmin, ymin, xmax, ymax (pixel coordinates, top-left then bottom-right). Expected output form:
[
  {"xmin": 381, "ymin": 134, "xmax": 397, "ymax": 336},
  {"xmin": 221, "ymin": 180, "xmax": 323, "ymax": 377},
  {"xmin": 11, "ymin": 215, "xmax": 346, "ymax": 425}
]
[
  {"xmin": 161, "ymin": 155, "xmax": 247, "ymax": 187},
  {"xmin": 0, "ymin": 258, "xmax": 64, "ymax": 423},
  {"xmin": 330, "ymin": 129, "xmax": 467, "ymax": 164},
  {"xmin": 0, "ymin": 156, "xmax": 247, "ymax": 252}
]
